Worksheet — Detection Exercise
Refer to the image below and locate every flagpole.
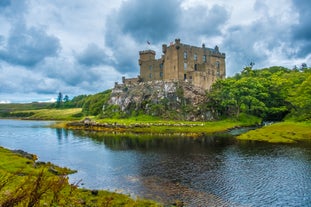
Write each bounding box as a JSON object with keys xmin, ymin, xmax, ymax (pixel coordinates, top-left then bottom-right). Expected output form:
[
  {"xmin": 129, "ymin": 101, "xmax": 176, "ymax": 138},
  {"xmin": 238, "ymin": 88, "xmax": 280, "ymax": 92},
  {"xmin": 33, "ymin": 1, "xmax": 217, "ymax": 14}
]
[{"xmin": 147, "ymin": 40, "xmax": 151, "ymax": 50}]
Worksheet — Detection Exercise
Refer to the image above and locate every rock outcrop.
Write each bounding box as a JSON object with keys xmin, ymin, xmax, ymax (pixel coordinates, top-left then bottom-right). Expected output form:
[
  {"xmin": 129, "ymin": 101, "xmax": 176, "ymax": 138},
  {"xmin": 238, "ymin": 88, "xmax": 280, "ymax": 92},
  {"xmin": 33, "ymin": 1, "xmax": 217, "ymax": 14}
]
[{"xmin": 103, "ymin": 80, "xmax": 213, "ymax": 121}]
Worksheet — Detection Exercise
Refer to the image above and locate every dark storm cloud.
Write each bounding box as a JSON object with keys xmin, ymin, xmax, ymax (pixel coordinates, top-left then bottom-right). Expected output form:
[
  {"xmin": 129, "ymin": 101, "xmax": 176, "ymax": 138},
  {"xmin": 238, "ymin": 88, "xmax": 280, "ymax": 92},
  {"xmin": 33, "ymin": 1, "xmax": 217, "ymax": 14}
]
[
  {"xmin": 291, "ymin": 0, "xmax": 311, "ymax": 57},
  {"xmin": 0, "ymin": 24, "xmax": 61, "ymax": 67},
  {"xmin": 117, "ymin": 0, "xmax": 181, "ymax": 43},
  {"xmin": 76, "ymin": 43, "xmax": 112, "ymax": 67},
  {"xmin": 181, "ymin": 4, "xmax": 229, "ymax": 36}
]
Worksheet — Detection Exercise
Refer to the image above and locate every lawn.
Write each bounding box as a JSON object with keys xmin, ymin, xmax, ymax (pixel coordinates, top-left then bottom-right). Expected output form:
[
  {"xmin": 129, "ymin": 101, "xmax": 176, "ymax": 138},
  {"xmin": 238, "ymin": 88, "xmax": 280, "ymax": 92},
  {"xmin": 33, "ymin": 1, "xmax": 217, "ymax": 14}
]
[{"xmin": 237, "ymin": 121, "xmax": 311, "ymax": 144}]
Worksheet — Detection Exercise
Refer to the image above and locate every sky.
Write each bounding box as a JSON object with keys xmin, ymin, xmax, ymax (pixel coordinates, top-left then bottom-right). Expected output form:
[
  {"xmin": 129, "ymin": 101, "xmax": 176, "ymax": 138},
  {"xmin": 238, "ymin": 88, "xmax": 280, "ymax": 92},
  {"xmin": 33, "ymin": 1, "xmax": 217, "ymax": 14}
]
[{"xmin": 0, "ymin": 0, "xmax": 310, "ymax": 103}]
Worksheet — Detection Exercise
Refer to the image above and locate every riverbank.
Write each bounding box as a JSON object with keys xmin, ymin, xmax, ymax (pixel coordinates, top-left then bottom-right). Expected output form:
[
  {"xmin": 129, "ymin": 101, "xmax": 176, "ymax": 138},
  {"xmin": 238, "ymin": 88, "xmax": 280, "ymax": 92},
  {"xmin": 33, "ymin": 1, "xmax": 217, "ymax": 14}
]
[
  {"xmin": 237, "ymin": 121, "xmax": 311, "ymax": 144},
  {"xmin": 61, "ymin": 115, "xmax": 261, "ymax": 137},
  {"xmin": 0, "ymin": 146, "xmax": 160, "ymax": 206}
]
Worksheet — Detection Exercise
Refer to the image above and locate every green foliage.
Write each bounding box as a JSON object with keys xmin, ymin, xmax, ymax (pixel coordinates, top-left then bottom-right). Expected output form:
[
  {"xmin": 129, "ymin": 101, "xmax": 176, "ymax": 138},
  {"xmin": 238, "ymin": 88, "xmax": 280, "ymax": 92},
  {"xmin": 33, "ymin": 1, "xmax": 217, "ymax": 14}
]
[
  {"xmin": 207, "ymin": 66, "xmax": 311, "ymax": 121},
  {"xmin": 101, "ymin": 104, "xmax": 126, "ymax": 118},
  {"xmin": 68, "ymin": 94, "xmax": 88, "ymax": 107},
  {"xmin": 82, "ymin": 90, "xmax": 112, "ymax": 116},
  {"xmin": 287, "ymin": 74, "xmax": 311, "ymax": 121}
]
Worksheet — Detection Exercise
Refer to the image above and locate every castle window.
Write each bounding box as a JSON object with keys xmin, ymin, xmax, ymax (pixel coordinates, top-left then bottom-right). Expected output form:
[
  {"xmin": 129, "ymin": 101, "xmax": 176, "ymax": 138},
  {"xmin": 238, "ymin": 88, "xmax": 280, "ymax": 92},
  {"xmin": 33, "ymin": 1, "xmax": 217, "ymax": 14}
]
[
  {"xmin": 159, "ymin": 63, "xmax": 163, "ymax": 69},
  {"xmin": 149, "ymin": 65, "xmax": 152, "ymax": 70},
  {"xmin": 194, "ymin": 54, "xmax": 198, "ymax": 61},
  {"xmin": 203, "ymin": 55, "xmax": 207, "ymax": 63},
  {"xmin": 194, "ymin": 64, "xmax": 198, "ymax": 71},
  {"xmin": 184, "ymin": 62, "xmax": 187, "ymax": 70},
  {"xmin": 217, "ymin": 67, "xmax": 220, "ymax": 77},
  {"xmin": 160, "ymin": 72, "xmax": 163, "ymax": 77},
  {"xmin": 149, "ymin": 73, "xmax": 152, "ymax": 79},
  {"xmin": 190, "ymin": 76, "xmax": 192, "ymax": 80},
  {"xmin": 184, "ymin": 74, "xmax": 187, "ymax": 80},
  {"xmin": 215, "ymin": 61, "xmax": 220, "ymax": 69},
  {"xmin": 184, "ymin": 51, "xmax": 187, "ymax": 59}
]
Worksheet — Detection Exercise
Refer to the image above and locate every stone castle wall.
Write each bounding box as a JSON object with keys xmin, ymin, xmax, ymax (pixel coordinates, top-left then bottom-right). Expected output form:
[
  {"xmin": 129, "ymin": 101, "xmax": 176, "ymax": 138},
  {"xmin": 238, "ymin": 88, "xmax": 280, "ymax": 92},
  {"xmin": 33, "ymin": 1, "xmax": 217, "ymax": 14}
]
[{"xmin": 138, "ymin": 39, "xmax": 226, "ymax": 90}]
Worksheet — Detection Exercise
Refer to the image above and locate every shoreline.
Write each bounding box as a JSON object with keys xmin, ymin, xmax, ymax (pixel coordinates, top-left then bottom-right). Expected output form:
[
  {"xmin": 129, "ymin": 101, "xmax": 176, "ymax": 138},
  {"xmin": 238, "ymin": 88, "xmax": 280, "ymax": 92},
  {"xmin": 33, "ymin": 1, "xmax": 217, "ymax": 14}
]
[
  {"xmin": 0, "ymin": 146, "xmax": 160, "ymax": 206},
  {"xmin": 61, "ymin": 117, "xmax": 259, "ymax": 136}
]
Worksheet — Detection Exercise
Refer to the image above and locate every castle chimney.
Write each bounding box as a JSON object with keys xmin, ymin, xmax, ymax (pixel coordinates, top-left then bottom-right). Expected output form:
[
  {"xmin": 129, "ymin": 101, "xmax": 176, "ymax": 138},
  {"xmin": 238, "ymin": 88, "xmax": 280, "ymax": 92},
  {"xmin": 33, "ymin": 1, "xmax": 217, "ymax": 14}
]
[
  {"xmin": 175, "ymin": 38, "xmax": 181, "ymax": 49},
  {"xmin": 162, "ymin": 44, "xmax": 167, "ymax": 54}
]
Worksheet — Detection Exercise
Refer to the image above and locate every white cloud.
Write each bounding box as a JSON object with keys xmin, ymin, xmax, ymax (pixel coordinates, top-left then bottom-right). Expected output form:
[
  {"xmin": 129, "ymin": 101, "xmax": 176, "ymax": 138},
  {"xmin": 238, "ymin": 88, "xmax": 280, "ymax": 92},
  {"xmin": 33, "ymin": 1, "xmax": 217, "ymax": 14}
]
[{"xmin": 0, "ymin": 100, "xmax": 11, "ymax": 104}]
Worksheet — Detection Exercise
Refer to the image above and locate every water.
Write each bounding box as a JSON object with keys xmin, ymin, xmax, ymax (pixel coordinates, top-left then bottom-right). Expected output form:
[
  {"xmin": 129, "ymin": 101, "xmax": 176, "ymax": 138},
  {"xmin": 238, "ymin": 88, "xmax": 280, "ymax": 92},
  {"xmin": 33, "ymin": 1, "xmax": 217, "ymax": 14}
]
[{"xmin": 0, "ymin": 119, "xmax": 310, "ymax": 206}]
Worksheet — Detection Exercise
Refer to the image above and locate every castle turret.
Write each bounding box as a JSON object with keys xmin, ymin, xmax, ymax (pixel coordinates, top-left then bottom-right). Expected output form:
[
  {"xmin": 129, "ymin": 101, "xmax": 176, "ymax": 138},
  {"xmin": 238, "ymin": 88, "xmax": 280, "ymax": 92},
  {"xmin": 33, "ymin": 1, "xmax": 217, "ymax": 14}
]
[{"xmin": 139, "ymin": 50, "xmax": 156, "ymax": 65}]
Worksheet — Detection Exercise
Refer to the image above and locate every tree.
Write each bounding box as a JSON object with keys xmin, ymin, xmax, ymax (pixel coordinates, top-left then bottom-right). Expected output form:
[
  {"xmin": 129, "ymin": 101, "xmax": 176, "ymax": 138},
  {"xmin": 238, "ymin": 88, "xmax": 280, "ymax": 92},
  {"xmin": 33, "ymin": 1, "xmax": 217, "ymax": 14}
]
[
  {"xmin": 56, "ymin": 92, "xmax": 63, "ymax": 108},
  {"xmin": 63, "ymin": 95, "xmax": 69, "ymax": 103},
  {"xmin": 206, "ymin": 66, "xmax": 294, "ymax": 120}
]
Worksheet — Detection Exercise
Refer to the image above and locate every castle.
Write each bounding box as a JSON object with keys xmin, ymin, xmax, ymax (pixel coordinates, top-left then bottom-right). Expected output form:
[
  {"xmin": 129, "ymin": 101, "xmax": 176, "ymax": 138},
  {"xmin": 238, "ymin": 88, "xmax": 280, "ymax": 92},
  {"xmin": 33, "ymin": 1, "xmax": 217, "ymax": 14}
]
[{"xmin": 120, "ymin": 38, "xmax": 226, "ymax": 90}]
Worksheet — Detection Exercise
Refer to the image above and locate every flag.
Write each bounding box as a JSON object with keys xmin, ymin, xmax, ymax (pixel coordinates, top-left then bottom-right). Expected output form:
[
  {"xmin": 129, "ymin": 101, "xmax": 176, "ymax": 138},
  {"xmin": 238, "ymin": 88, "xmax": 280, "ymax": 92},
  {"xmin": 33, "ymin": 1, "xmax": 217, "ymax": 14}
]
[{"xmin": 147, "ymin": 41, "xmax": 151, "ymax": 45}]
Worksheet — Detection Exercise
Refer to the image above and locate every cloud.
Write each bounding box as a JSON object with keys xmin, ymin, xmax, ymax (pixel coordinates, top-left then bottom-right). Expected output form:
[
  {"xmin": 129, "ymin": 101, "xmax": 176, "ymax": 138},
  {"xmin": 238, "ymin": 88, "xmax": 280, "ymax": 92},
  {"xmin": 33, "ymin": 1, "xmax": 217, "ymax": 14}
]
[
  {"xmin": 116, "ymin": 0, "xmax": 181, "ymax": 44},
  {"xmin": 220, "ymin": 0, "xmax": 303, "ymax": 74},
  {"xmin": 291, "ymin": 0, "xmax": 311, "ymax": 58},
  {"xmin": 75, "ymin": 43, "xmax": 112, "ymax": 67},
  {"xmin": 180, "ymin": 4, "xmax": 229, "ymax": 37},
  {"xmin": 0, "ymin": 23, "xmax": 61, "ymax": 67},
  {"xmin": 104, "ymin": 0, "xmax": 184, "ymax": 74}
]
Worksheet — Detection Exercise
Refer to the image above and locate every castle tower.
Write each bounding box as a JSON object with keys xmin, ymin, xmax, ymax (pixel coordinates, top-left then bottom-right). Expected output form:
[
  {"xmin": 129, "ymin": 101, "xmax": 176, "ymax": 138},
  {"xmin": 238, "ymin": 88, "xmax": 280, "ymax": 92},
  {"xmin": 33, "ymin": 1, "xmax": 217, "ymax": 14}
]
[{"xmin": 139, "ymin": 50, "xmax": 163, "ymax": 81}]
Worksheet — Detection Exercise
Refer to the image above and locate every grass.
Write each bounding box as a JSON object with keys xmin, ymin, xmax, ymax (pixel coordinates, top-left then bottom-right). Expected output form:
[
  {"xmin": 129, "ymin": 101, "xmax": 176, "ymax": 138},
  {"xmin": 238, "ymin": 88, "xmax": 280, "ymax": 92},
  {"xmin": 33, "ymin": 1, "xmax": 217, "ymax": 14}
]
[
  {"xmin": 64, "ymin": 115, "xmax": 262, "ymax": 136},
  {"xmin": 237, "ymin": 121, "xmax": 311, "ymax": 144},
  {"xmin": 0, "ymin": 146, "xmax": 160, "ymax": 206},
  {"xmin": 11, "ymin": 108, "xmax": 83, "ymax": 120}
]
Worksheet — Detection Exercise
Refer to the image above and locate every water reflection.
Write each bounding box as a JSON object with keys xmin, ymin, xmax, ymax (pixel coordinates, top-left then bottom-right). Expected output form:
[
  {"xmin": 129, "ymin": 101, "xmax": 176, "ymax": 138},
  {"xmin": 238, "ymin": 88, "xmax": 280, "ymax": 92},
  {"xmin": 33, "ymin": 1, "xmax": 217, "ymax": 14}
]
[
  {"xmin": 71, "ymin": 130, "xmax": 235, "ymax": 151},
  {"xmin": 69, "ymin": 130, "xmax": 311, "ymax": 206},
  {"xmin": 0, "ymin": 120, "xmax": 310, "ymax": 207},
  {"xmin": 56, "ymin": 128, "xmax": 69, "ymax": 140}
]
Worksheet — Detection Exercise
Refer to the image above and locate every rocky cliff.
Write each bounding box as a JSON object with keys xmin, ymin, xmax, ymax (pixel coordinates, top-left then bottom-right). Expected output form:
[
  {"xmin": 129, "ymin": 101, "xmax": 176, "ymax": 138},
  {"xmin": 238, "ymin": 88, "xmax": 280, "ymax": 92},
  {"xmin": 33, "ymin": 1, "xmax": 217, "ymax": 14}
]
[{"xmin": 103, "ymin": 80, "xmax": 213, "ymax": 120}]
